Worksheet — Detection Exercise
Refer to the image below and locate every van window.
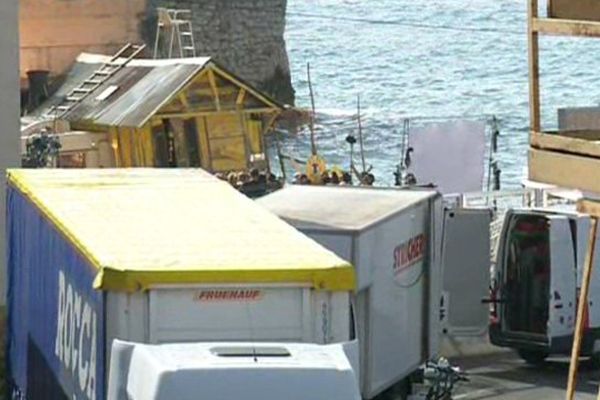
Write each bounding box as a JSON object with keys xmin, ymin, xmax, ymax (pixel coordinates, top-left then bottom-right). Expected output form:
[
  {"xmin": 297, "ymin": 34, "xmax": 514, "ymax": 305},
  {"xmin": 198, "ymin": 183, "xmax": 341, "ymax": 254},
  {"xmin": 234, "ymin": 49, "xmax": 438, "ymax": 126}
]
[{"xmin": 503, "ymin": 215, "xmax": 550, "ymax": 335}]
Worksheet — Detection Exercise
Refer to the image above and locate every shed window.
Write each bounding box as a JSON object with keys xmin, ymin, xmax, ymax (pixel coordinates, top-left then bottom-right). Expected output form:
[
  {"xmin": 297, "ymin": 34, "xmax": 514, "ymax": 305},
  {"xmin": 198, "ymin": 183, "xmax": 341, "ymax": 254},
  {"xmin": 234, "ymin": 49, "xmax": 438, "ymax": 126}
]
[{"xmin": 95, "ymin": 85, "xmax": 119, "ymax": 101}]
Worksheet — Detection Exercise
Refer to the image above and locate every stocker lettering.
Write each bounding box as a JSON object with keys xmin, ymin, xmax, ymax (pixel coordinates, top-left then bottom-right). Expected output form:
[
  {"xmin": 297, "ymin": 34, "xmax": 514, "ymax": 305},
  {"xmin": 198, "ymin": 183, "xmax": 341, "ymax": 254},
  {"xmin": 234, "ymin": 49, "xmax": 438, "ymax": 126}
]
[{"xmin": 393, "ymin": 233, "xmax": 426, "ymax": 276}]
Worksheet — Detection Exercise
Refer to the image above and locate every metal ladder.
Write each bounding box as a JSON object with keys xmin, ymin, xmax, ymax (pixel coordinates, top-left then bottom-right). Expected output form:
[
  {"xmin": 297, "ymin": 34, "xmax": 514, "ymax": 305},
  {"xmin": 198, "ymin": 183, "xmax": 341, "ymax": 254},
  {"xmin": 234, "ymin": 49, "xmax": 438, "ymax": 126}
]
[
  {"xmin": 153, "ymin": 8, "xmax": 197, "ymax": 59},
  {"xmin": 46, "ymin": 43, "xmax": 146, "ymax": 119}
]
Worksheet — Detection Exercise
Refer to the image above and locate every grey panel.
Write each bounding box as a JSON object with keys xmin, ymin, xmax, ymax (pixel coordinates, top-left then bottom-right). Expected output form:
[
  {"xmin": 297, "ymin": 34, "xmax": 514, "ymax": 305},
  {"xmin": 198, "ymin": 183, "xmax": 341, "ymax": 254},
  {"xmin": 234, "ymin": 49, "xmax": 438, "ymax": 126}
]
[
  {"xmin": 258, "ymin": 185, "xmax": 437, "ymax": 232},
  {"xmin": 558, "ymin": 106, "xmax": 600, "ymax": 131}
]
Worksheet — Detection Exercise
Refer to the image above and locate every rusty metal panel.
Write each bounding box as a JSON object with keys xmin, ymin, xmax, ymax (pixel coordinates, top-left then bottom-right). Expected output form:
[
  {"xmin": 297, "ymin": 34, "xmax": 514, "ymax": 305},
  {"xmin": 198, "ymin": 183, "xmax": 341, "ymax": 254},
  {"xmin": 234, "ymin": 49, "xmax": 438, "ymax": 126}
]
[
  {"xmin": 89, "ymin": 64, "xmax": 203, "ymax": 127},
  {"xmin": 549, "ymin": 0, "xmax": 600, "ymax": 21},
  {"xmin": 64, "ymin": 63, "xmax": 205, "ymax": 128},
  {"xmin": 64, "ymin": 66, "xmax": 153, "ymax": 124}
]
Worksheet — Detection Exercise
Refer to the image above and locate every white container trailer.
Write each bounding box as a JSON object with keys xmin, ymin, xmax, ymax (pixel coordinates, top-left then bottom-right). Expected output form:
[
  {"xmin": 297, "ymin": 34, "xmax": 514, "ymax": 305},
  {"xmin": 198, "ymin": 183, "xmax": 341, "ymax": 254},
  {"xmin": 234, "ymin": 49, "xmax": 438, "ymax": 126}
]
[
  {"xmin": 6, "ymin": 169, "xmax": 358, "ymax": 400},
  {"xmin": 259, "ymin": 186, "xmax": 491, "ymax": 398},
  {"xmin": 260, "ymin": 186, "xmax": 424, "ymax": 397}
]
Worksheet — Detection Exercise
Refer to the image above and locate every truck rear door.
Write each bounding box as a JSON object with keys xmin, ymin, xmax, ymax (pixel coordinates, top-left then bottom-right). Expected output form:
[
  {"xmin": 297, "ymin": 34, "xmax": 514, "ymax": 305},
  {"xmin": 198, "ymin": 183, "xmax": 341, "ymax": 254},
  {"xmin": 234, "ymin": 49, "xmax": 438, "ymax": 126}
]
[
  {"xmin": 547, "ymin": 216, "xmax": 577, "ymax": 342},
  {"xmin": 440, "ymin": 207, "xmax": 491, "ymax": 336},
  {"xmin": 148, "ymin": 287, "xmax": 307, "ymax": 343}
]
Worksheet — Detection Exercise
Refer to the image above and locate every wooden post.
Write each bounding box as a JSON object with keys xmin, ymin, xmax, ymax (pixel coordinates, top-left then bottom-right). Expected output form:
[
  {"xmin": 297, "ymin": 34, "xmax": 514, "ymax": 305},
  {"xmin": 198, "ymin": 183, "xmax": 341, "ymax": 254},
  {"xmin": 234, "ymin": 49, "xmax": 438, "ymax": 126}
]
[
  {"xmin": 259, "ymin": 112, "xmax": 280, "ymax": 177},
  {"xmin": 528, "ymin": 0, "xmax": 541, "ymax": 134},
  {"xmin": 566, "ymin": 201, "xmax": 598, "ymax": 400},
  {"xmin": 207, "ymin": 69, "xmax": 221, "ymax": 111}
]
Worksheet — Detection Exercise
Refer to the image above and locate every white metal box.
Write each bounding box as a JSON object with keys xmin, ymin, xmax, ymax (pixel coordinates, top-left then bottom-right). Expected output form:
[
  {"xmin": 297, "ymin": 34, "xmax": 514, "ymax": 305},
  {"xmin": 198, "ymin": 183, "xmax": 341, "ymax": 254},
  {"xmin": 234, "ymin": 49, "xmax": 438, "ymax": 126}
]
[{"xmin": 259, "ymin": 186, "xmax": 444, "ymax": 399}]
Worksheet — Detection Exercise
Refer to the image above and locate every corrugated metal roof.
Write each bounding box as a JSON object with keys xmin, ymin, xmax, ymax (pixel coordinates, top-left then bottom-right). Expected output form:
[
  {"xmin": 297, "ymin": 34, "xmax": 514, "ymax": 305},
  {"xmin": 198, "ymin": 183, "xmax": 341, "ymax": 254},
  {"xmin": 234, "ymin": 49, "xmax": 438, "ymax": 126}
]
[
  {"xmin": 31, "ymin": 53, "xmax": 282, "ymax": 128},
  {"xmin": 64, "ymin": 63, "xmax": 204, "ymax": 127}
]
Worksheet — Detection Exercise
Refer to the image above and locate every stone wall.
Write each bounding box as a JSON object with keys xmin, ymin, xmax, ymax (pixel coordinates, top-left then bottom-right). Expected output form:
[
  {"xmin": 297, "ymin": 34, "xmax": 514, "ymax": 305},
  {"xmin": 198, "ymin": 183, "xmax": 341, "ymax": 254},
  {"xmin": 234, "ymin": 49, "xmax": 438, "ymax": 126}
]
[{"xmin": 145, "ymin": 0, "xmax": 294, "ymax": 105}]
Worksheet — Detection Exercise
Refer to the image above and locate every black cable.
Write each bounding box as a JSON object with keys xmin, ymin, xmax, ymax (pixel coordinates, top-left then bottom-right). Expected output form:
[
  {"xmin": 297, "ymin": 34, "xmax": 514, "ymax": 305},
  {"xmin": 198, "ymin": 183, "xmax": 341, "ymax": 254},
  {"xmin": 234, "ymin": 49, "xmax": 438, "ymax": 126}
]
[{"xmin": 287, "ymin": 11, "xmax": 524, "ymax": 36}]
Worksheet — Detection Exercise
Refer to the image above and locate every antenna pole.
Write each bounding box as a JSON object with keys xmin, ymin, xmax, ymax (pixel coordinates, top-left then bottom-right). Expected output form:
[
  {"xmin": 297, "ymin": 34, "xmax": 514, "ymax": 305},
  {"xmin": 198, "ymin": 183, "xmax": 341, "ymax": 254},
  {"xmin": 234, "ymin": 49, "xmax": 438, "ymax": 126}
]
[
  {"xmin": 307, "ymin": 63, "xmax": 318, "ymax": 156},
  {"xmin": 357, "ymin": 94, "xmax": 367, "ymax": 173}
]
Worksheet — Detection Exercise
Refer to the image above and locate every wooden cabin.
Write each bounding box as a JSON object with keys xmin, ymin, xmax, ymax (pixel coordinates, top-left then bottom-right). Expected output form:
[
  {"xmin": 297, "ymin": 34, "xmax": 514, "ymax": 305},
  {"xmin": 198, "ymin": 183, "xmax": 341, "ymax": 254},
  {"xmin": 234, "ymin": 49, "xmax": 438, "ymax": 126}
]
[{"xmin": 32, "ymin": 53, "xmax": 283, "ymax": 172}]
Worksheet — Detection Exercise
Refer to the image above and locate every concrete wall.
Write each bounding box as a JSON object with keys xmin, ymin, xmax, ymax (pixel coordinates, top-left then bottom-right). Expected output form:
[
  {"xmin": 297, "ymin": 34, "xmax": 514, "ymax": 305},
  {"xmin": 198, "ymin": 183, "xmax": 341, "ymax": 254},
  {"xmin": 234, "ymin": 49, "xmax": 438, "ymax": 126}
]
[
  {"xmin": 0, "ymin": 0, "xmax": 21, "ymax": 305},
  {"xmin": 20, "ymin": 0, "xmax": 294, "ymax": 104},
  {"xmin": 20, "ymin": 0, "xmax": 146, "ymax": 85},
  {"xmin": 146, "ymin": 0, "xmax": 295, "ymax": 104}
]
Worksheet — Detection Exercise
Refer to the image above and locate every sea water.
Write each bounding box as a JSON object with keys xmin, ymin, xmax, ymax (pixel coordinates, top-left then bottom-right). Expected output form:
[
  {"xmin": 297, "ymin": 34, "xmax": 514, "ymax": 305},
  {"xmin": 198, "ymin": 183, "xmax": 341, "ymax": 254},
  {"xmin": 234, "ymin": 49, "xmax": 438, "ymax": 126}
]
[{"xmin": 275, "ymin": 0, "xmax": 600, "ymax": 188}]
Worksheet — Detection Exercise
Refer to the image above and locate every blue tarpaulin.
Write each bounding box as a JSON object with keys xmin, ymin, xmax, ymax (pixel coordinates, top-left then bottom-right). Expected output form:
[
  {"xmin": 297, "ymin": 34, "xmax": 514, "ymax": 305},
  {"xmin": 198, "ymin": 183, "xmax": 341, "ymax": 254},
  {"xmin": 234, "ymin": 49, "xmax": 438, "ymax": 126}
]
[{"xmin": 7, "ymin": 185, "xmax": 105, "ymax": 400}]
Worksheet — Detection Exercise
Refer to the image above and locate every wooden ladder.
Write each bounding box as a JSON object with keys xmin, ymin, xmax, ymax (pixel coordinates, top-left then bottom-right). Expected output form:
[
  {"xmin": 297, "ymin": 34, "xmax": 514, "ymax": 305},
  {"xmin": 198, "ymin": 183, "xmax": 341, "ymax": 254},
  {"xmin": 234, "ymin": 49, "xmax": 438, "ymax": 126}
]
[
  {"xmin": 46, "ymin": 43, "xmax": 146, "ymax": 119},
  {"xmin": 153, "ymin": 8, "xmax": 197, "ymax": 59}
]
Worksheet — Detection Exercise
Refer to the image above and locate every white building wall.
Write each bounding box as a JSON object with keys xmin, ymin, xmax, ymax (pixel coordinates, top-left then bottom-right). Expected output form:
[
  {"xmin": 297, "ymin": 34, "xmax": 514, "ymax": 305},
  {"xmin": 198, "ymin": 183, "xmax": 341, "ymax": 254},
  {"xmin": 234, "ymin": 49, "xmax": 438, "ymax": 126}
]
[{"xmin": 0, "ymin": 0, "xmax": 21, "ymax": 305}]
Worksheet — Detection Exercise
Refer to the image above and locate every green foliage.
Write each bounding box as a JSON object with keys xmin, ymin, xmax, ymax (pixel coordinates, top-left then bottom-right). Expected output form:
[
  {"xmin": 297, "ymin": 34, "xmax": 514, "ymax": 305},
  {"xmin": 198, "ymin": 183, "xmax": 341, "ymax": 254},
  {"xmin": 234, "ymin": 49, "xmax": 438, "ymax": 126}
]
[{"xmin": 21, "ymin": 131, "xmax": 61, "ymax": 168}]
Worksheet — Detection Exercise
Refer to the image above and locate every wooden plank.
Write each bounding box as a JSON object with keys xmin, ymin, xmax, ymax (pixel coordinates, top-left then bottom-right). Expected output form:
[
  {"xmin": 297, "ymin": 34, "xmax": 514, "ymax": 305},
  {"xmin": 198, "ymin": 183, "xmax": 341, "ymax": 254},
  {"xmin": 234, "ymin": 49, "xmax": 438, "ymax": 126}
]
[
  {"xmin": 566, "ymin": 217, "xmax": 598, "ymax": 400},
  {"xmin": 529, "ymin": 148, "xmax": 600, "ymax": 193},
  {"xmin": 578, "ymin": 200, "xmax": 600, "ymax": 217},
  {"xmin": 207, "ymin": 69, "xmax": 221, "ymax": 111},
  {"xmin": 178, "ymin": 93, "xmax": 189, "ymax": 109},
  {"xmin": 549, "ymin": 0, "xmax": 600, "ymax": 22},
  {"xmin": 261, "ymin": 112, "xmax": 280, "ymax": 176},
  {"xmin": 211, "ymin": 65, "xmax": 281, "ymax": 110},
  {"xmin": 531, "ymin": 131, "xmax": 600, "ymax": 158},
  {"xmin": 155, "ymin": 108, "xmax": 277, "ymax": 119},
  {"xmin": 236, "ymin": 88, "xmax": 246, "ymax": 106},
  {"xmin": 533, "ymin": 17, "xmax": 600, "ymax": 38},
  {"xmin": 529, "ymin": 0, "xmax": 541, "ymax": 133},
  {"xmin": 189, "ymin": 87, "xmax": 239, "ymax": 97}
]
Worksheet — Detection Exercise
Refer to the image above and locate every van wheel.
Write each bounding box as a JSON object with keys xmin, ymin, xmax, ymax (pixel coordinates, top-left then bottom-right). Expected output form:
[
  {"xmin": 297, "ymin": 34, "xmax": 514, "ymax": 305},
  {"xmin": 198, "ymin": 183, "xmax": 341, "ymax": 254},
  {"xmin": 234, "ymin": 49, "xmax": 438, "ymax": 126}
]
[
  {"xmin": 518, "ymin": 349, "xmax": 548, "ymax": 365},
  {"xmin": 374, "ymin": 378, "xmax": 411, "ymax": 400}
]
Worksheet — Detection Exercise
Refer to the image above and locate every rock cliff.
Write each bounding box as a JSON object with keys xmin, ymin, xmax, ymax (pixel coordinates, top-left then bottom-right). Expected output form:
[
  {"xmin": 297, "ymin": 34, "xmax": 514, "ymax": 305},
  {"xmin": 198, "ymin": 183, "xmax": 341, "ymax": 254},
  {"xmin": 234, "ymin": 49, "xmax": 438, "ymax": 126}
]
[{"xmin": 146, "ymin": 0, "xmax": 295, "ymax": 105}]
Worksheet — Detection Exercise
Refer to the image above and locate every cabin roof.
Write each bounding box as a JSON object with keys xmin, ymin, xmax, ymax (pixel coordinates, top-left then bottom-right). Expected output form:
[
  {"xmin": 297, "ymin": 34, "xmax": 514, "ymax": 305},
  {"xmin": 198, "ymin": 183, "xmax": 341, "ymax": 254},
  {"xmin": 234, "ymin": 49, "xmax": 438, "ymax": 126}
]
[{"xmin": 37, "ymin": 53, "xmax": 283, "ymax": 128}]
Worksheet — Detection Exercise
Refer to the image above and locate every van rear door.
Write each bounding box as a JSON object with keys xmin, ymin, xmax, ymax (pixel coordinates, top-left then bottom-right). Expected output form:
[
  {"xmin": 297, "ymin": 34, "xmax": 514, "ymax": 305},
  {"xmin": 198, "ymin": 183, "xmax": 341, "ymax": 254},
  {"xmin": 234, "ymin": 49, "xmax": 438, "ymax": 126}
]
[
  {"xmin": 440, "ymin": 208, "xmax": 491, "ymax": 336},
  {"xmin": 547, "ymin": 216, "xmax": 577, "ymax": 343}
]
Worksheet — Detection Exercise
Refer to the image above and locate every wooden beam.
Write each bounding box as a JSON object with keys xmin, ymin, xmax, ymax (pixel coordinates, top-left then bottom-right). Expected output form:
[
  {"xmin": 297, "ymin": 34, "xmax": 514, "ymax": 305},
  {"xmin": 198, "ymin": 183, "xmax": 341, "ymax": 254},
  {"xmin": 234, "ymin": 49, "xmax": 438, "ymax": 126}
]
[
  {"xmin": 529, "ymin": 148, "xmax": 600, "ymax": 192},
  {"xmin": 531, "ymin": 130, "xmax": 600, "ymax": 158},
  {"xmin": 529, "ymin": 0, "xmax": 541, "ymax": 133},
  {"xmin": 236, "ymin": 88, "xmax": 246, "ymax": 106},
  {"xmin": 155, "ymin": 108, "xmax": 277, "ymax": 119},
  {"xmin": 178, "ymin": 93, "xmax": 189, "ymax": 109},
  {"xmin": 533, "ymin": 17, "xmax": 600, "ymax": 38},
  {"xmin": 578, "ymin": 199, "xmax": 600, "ymax": 217},
  {"xmin": 566, "ymin": 217, "xmax": 598, "ymax": 400},
  {"xmin": 260, "ymin": 112, "xmax": 281, "ymax": 176},
  {"xmin": 207, "ymin": 69, "xmax": 221, "ymax": 111},
  {"xmin": 188, "ymin": 87, "xmax": 239, "ymax": 97},
  {"xmin": 550, "ymin": 0, "xmax": 600, "ymax": 21},
  {"xmin": 211, "ymin": 66, "xmax": 282, "ymax": 110}
]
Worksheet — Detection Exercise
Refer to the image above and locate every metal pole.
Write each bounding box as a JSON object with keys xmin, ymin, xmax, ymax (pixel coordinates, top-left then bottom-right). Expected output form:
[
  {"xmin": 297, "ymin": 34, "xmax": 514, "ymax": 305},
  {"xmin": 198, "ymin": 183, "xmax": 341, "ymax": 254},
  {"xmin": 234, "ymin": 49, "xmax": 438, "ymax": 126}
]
[
  {"xmin": 357, "ymin": 94, "xmax": 366, "ymax": 173},
  {"xmin": 307, "ymin": 63, "xmax": 318, "ymax": 156}
]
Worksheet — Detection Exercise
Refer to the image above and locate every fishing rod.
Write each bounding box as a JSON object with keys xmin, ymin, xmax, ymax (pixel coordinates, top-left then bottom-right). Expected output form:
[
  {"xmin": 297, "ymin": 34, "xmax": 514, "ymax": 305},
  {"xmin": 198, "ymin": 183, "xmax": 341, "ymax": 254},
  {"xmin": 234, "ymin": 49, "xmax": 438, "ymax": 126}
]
[
  {"xmin": 357, "ymin": 94, "xmax": 367, "ymax": 174},
  {"xmin": 307, "ymin": 62, "xmax": 318, "ymax": 156}
]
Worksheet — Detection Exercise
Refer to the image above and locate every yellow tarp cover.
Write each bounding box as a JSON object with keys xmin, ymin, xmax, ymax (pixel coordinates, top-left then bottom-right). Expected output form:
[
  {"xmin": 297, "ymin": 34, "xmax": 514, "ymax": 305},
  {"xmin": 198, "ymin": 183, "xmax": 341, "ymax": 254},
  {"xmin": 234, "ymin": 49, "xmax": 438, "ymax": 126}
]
[{"xmin": 8, "ymin": 169, "xmax": 355, "ymax": 292}]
